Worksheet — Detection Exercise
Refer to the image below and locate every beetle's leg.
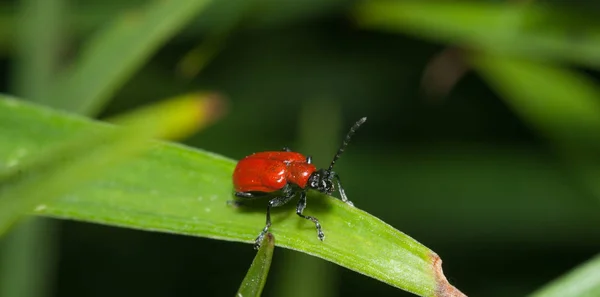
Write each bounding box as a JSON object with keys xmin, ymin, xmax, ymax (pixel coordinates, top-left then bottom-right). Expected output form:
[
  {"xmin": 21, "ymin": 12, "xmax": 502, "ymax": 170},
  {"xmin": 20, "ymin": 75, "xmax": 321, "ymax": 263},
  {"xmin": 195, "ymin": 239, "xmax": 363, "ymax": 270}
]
[
  {"xmin": 228, "ymin": 191, "xmax": 269, "ymax": 207},
  {"xmin": 255, "ymin": 191, "xmax": 296, "ymax": 249},
  {"xmin": 235, "ymin": 191, "xmax": 270, "ymax": 199},
  {"xmin": 296, "ymin": 191, "xmax": 325, "ymax": 241},
  {"xmin": 306, "ymin": 155, "xmax": 312, "ymax": 164},
  {"xmin": 333, "ymin": 172, "xmax": 354, "ymax": 207},
  {"xmin": 282, "ymin": 147, "xmax": 292, "ymax": 152}
]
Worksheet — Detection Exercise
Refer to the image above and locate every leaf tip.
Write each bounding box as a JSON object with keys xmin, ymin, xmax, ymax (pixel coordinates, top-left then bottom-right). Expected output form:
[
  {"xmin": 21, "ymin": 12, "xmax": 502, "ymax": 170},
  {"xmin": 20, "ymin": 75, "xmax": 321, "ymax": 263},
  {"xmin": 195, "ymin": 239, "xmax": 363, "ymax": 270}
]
[
  {"xmin": 198, "ymin": 91, "xmax": 229, "ymax": 126},
  {"xmin": 265, "ymin": 232, "xmax": 275, "ymax": 247},
  {"xmin": 430, "ymin": 252, "xmax": 467, "ymax": 297},
  {"xmin": 149, "ymin": 91, "xmax": 229, "ymax": 140}
]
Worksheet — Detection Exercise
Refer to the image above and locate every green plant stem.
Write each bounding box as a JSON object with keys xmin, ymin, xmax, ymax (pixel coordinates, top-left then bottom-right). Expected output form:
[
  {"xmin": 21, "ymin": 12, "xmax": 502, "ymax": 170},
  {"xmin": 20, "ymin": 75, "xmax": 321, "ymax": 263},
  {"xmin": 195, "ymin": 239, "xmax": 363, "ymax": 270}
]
[
  {"xmin": 272, "ymin": 98, "xmax": 342, "ymax": 297},
  {"xmin": 0, "ymin": 219, "xmax": 58, "ymax": 297},
  {"xmin": 0, "ymin": 0, "xmax": 65, "ymax": 296}
]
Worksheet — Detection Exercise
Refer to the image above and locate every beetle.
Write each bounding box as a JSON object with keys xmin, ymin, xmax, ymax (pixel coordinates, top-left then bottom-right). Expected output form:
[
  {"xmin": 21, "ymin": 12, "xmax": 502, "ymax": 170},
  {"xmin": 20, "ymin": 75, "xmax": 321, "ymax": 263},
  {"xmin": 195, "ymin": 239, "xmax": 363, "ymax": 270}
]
[{"xmin": 232, "ymin": 117, "xmax": 367, "ymax": 249}]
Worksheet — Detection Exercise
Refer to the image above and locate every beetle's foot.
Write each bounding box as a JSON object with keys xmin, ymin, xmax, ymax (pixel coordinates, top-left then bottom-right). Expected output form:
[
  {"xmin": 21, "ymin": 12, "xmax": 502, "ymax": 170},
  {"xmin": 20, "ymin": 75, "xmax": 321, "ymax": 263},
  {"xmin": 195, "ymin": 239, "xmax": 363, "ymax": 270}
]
[
  {"xmin": 344, "ymin": 200, "xmax": 354, "ymax": 207},
  {"xmin": 317, "ymin": 230, "xmax": 325, "ymax": 241}
]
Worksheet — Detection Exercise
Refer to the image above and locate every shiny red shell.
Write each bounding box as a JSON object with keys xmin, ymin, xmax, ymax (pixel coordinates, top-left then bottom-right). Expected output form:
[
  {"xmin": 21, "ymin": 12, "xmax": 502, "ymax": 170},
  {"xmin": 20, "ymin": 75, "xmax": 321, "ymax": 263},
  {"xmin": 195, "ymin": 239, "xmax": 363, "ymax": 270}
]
[{"xmin": 233, "ymin": 151, "xmax": 317, "ymax": 193}]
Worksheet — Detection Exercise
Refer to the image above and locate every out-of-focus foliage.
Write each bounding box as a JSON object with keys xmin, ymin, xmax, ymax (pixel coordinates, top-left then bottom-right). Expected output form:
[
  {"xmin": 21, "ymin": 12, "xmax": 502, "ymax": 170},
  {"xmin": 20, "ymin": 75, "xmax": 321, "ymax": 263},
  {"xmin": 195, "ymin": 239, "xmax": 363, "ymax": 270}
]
[
  {"xmin": 529, "ymin": 253, "xmax": 600, "ymax": 297},
  {"xmin": 0, "ymin": 0, "xmax": 599, "ymax": 297},
  {"xmin": 0, "ymin": 93, "xmax": 223, "ymax": 235}
]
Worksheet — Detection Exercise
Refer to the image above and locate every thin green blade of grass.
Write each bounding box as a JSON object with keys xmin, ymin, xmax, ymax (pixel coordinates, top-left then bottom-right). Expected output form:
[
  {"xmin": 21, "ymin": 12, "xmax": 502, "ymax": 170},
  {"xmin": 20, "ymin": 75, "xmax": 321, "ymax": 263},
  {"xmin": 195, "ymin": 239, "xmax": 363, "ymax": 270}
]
[
  {"xmin": 472, "ymin": 54, "xmax": 600, "ymax": 200},
  {"xmin": 0, "ymin": 96, "xmax": 465, "ymax": 297},
  {"xmin": 529, "ymin": 253, "xmax": 600, "ymax": 297},
  {"xmin": 354, "ymin": 1, "xmax": 600, "ymax": 68},
  {"xmin": 1, "ymin": 0, "xmax": 65, "ymax": 295},
  {"xmin": 176, "ymin": 33, "xmax": 227, "ymax": 79},
  {"xmin": 0, "ymin": 93, "xmax": 223, "ymax": 235},
  {"xmin": 271, "ymin": 98, "xmax": 342, "ymax": 297},
  {"xmin": 0, "ymin": 219, "xmax": 57, "ymax": 297},
  {"xmin": 236, "ymin": 233, "xmax": 275, "ymax": 297},
  {"xmin": 47, "ymin": 0, "xmax": 212, "ymax": 115},
  {"xmin": 473, "ymin": 55, "xmax": 600, "ymax": 142},
  {"xmin": 175, "ymin": 0, "xmax": 252, "ymax": 79},
  {"xmin": 11, "ymin": 0, "xmax": 64, "ymax": 105}
]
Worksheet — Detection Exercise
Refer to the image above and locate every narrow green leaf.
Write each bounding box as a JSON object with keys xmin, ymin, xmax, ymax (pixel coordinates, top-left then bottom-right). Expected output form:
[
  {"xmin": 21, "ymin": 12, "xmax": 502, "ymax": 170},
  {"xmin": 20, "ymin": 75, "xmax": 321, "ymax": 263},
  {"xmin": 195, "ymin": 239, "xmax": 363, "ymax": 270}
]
[
  {"xmin": 176, "ymin": 33, "xmax": 226, "ymax": 79},
  {"xmin": 11, "ymin": 0, "xmax": 64, "ymax": 104},
  {"xmin": 271, "ymin": 99, "xmax": 342, "ymax": 297},
  {"xmin": 472, "ymin": 54, "xmax": 600, "ymax": 143},
  {"xmin": 236, "ymin": 233, "xmax": 275, "ymax": 297},
  {"xmin": 355, "ymin": 1, "xmax": 600, "ymax": 68},
  {"xmin": 0, "ymin": 94, "xmax": 221, "ymax": 235},
  {"xmin": 529, "ymin": 254, "xmax": 600, "ymax": 297},
  {"xmin": 2, "ymin": 0, "xmax": 65, "ymax": 296},
  {"xmin": 0, "ymin": 219, "xmax": 57, "ymax": 297},
  {"xmin": 472, "ymin": 54, "xmax": 600, "ymax": 200},
  {"xmin": 0, "ymin": 96, "xmax": 465, "ymax": 297},
  {"xmin": 48, "ymin": 0, "xmax": 212, "ymax": 115},
  {"xmin": 175, "ymin": 0, "xmax": 253, "ymax": 79}
]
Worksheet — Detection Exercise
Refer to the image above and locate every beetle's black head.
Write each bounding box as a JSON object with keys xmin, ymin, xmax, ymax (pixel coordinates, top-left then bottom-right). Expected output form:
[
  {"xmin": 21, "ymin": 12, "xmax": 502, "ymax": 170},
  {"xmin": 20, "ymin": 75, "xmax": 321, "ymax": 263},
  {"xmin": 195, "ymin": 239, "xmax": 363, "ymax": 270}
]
[
  {"xmin": 307, "ymin": 169, "xmax": 335, "ymax": 195},
  {"xmin": 307, "ymin": 117, "xmax": 367, "ymax": 198}
]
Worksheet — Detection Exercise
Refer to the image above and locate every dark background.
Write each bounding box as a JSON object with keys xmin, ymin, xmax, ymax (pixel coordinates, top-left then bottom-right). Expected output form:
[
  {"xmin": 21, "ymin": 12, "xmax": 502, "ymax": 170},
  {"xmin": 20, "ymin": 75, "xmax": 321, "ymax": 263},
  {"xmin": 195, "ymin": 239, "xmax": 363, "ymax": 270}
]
[{"xmin": 1, "ymin": 0, "xmax": 599, "ymax": 296}]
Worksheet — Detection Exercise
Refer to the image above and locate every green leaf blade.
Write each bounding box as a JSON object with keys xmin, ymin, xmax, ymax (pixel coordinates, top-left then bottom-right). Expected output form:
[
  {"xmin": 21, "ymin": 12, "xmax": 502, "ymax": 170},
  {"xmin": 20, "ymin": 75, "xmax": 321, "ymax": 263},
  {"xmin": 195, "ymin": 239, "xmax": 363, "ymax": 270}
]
[
  {"xmin": 355, "ymin": 1, "xmax": 600, "ymax": 68},
  {"xmin": 237, "ymin": 233, "xmax": 276, "ymax": 297},
  {"xmin": 0, "ymin": 97, "xmax": 464, "ymax": 297},
  {"xmin": 529, "ymin": 254, "xmax": 600, "ymax": 297},
  {"xmin": 472, "ymin": 54, "xmax": 600, "ymax": 142},
  {"xmin": 471, "ymin": 54, "xmax": 600, "ymax": 202},
  {"xmin": 0, "ymin": 94, "xmax": 220, "ymax": 235},
  {"xmin": 48, "ymin": 0, "xmax": 212, "ymax": 115}
]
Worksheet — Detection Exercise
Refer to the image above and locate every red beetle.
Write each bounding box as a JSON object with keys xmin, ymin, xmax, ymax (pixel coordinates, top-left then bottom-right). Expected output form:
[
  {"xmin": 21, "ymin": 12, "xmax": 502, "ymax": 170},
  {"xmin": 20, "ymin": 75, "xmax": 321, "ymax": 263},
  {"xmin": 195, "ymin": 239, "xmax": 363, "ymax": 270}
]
[{"xmin": 232, "ymin": 117, "xmax": 367, "ymax": 249}]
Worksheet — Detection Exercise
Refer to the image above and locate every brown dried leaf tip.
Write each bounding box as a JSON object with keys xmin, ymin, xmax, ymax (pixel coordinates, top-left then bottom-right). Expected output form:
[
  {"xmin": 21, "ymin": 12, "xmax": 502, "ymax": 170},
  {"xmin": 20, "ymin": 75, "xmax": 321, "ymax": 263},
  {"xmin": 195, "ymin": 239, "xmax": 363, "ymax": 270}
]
[
  {"xmin": 265, "ymin": 233, "xmax": 275, "ymax": 247},
  {"xmin": 200, "ymin": 92, "xmax": 229, "ymax": 125},
  {"xmin": 430, "ymin": 252, "xmax": 467, "ymax": 297},
  {"xmin": 420, "ymin": 47, "xmax": 469, "ymax": 101}
]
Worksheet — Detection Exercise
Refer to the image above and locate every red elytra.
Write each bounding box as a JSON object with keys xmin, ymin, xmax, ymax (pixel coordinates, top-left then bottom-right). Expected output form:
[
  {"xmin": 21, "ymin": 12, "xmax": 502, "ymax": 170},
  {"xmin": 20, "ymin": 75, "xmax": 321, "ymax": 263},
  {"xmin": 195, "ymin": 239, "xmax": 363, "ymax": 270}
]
[
  {"xmin": 233, "ymin": 151, "xmax": 316, "ymax": 192},
  {"xmin": 231, "ymin": 117, "xmax": 367, "ymax": 249}
]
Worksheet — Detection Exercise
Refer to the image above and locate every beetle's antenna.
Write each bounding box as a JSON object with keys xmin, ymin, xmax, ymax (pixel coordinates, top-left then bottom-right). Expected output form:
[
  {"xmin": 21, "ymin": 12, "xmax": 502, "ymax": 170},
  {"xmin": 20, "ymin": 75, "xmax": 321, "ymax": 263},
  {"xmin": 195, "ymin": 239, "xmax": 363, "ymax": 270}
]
[{"xmin": 326, "ymin": 117, "xmax": 367, "ymax": 175}]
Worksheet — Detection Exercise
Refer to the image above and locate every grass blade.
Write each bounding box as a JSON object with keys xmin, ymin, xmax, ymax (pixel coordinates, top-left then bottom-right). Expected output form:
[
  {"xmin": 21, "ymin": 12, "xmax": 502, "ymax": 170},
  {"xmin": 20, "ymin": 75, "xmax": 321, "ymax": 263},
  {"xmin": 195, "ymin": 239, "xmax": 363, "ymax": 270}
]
[
  {"xmin": 473, "ymin": 55, "xmax": 600, "ymax": 143},
  {"xmin": 0, "ymin": 219, "xmax": 58, "ymax": 297},
  {"xmin": 271, "ymin": 98, "xmax": 342, "ymax": 297},
  {"xmin": 236, "ymin": 233, "xmax": 275, "ymax": 297},
  {"xmin": 529, "ymin": 254, "xmax": 600, "ymax": 297},
  {"xmin": 47, "ymin": 0, "xmax": 212, "ymax": 115},
  {"xmin": 0, "ymin": 93, "xmax": 223, "ymax": 235},
  {"xmin": 11, "ymin": 0, "xmax": 64, "ymax": 104},
  {"xmin": 1, "ymin": 0, "xmax": 66, "ymax": 296},
  {"xmin": 472, "ymin": 54, "xmax": 600, "ymax": 200},
  {"xmin": 355, "ymin": 1, "xmax": 600, "ymax": 68},
  {"xmin": 0, "ymin": 95, "xmax": 464, "ymax": 297}
]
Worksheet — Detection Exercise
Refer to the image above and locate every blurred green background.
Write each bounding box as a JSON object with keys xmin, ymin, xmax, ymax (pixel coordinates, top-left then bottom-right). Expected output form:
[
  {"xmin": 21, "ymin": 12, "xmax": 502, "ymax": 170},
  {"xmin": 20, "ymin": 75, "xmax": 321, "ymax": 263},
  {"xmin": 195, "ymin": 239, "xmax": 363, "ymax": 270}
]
[{"xmin": 1, "ymin": 0, "xmax": 599, "ymax": 296}]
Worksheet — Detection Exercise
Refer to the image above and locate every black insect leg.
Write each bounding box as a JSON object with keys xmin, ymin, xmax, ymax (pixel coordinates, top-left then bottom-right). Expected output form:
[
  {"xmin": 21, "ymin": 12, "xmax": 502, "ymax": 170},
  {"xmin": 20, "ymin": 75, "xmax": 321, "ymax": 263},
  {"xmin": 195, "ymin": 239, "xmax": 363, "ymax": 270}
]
[
  {"xmin": 333, "ymin": 172, "xmax": 354, "ymax": 207},
  {"xmin": 296, "ymin": 191, "xmax": 325, "ymax": 241},
  {"xmin": 254, "ymin": 185, "xmax": 296, "ymax": 249},
  {"xmin": 228, "ymin": 191, "xmax": 269, "ymax": 207},
  {"xmin": 234, "ymin": 191, "xmax": 268, "ymax": 198}
]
